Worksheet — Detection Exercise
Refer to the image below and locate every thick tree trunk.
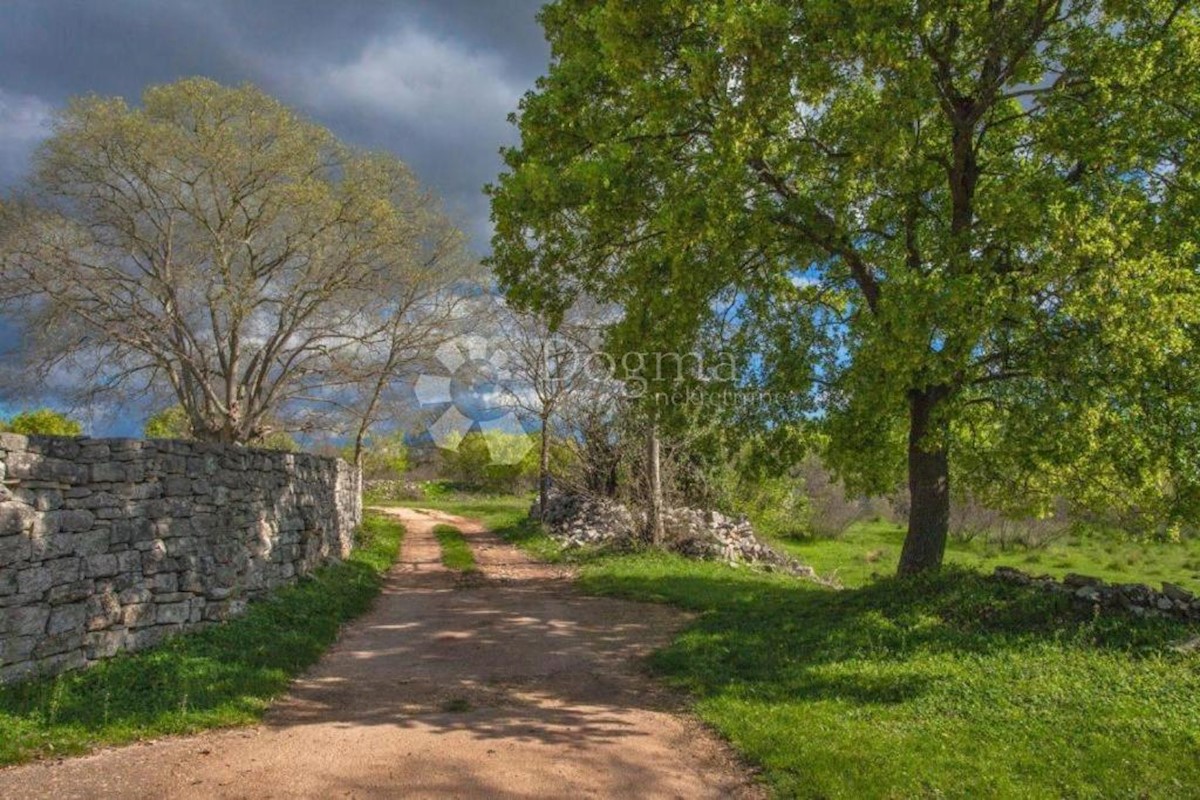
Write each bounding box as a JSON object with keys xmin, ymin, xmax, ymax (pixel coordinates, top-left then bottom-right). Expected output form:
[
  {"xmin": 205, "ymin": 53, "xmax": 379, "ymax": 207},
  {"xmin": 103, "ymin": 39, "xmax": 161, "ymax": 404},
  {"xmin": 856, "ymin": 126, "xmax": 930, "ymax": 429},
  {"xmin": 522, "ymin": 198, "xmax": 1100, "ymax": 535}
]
[
  {"xmin": 538, "ymin": 415, "xmax": 551, "ymax": 519},
  {"xmin": 646, "ymin": 420, "xmax": 664, "ymax": 547},
  {"xmin": 897, "ymin": 386, "xmax": 951, "ymax": 576}
]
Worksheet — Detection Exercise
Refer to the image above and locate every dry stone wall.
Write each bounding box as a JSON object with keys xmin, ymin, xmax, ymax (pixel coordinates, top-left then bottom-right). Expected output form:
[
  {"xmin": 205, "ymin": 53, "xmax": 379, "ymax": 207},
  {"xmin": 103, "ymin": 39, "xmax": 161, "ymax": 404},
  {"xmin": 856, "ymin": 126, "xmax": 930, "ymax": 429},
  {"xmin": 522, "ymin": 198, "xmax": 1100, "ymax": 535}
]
[
  {"xmin": 991, "ymin": 565, "xmax": 1200, "ymax": 621},
  {"xmin": 0, "ymin": 433, "xmax": 361, "ymax": 684}
]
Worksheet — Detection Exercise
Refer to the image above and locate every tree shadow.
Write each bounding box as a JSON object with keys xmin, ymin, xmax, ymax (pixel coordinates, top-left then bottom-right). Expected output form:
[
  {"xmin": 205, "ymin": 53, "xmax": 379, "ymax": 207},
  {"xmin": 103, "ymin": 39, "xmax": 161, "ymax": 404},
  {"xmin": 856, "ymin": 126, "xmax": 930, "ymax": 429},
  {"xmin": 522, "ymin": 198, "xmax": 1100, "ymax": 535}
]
[
  {"xmin": 580, "ymin": 563, "xmax": 1200, "ymax": 709},
  {"xmin": 265, "ymin": 569, "xmax": 695, "ymax": 750}
]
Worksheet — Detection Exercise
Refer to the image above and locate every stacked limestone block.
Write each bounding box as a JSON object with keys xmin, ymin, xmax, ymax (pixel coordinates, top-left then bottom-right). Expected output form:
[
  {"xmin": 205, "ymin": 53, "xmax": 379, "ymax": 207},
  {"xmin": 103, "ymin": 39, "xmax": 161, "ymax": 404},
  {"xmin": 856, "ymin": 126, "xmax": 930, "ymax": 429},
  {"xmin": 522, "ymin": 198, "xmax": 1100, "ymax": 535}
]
[{"xmin": 0, "ymin": 434, "xmax": 361, "ymax": 684}]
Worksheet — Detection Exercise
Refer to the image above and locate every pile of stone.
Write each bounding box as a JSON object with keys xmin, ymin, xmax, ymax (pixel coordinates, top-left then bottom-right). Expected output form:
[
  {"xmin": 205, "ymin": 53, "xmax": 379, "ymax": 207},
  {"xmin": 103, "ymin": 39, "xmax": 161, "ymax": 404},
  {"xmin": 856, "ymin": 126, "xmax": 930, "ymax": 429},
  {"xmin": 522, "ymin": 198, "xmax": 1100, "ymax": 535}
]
[
  {"xmin": 533, "ymin": 491, "xmax": 638, "ymax": 546},
  {"xmin": 532, "ymin": 490, "xmax": 822, "ymax": 580},
  {"xmin": 662, "ymin": 507, "xmax": 818, "ymax": 578},
  {"xmin": 991, "ymin": 566, "xmax": 1200, "ymax": 621}
]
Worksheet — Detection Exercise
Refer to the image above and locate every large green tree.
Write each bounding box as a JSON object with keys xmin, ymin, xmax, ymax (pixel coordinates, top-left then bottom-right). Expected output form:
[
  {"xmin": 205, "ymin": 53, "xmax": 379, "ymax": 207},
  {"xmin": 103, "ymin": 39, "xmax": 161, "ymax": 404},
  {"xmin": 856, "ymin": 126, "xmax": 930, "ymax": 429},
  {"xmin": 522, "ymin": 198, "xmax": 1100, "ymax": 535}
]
[{"xmin": 490, "ymin": 0, "xmax": 1200, "ymax": 573}]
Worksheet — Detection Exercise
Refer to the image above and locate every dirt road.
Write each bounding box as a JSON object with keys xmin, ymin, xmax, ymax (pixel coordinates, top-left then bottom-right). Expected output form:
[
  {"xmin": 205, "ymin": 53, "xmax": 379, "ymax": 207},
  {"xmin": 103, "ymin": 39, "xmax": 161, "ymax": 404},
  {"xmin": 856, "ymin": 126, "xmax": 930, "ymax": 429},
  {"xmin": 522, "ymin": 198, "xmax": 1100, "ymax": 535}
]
[{"xmin": 0, "ymin": 507, "xmax": 762, "ymax": 799}]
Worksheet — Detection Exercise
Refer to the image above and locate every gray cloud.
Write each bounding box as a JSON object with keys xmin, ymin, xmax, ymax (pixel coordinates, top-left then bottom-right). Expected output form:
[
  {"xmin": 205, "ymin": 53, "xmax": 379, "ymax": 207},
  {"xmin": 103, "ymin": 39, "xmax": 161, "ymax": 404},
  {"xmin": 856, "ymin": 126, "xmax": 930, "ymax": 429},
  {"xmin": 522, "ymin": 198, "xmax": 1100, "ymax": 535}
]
[
  {"xmin": 0, "ymin": 88, "xmax": 53, "ymax": 185},
  {"xmin": 0, "ymin": 0, "xmax": 549, "ymax": 251}
]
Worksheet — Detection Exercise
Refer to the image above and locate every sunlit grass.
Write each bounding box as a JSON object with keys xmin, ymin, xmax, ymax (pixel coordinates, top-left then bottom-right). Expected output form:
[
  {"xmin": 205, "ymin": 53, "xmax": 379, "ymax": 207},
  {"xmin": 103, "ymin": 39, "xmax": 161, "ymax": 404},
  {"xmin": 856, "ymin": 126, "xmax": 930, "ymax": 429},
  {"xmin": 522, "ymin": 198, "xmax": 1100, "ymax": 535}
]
[
  {"xmin": 434, "ymin": 524, "xmax": 478, "ymax": 572},
  {"xmin": 777, "ymin": 520, "xmax": 1200, "ymax": 590}
]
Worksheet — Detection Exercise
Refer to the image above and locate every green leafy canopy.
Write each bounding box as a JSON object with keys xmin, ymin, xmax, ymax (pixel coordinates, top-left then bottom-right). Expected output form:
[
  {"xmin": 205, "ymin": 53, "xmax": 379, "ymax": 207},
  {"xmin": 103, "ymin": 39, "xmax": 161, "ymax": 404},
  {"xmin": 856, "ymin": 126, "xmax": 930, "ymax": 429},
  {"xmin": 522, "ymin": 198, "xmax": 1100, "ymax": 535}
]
[{"xmin": 489, "ymin": 0, "xmax": 1200, "ymax": 532}]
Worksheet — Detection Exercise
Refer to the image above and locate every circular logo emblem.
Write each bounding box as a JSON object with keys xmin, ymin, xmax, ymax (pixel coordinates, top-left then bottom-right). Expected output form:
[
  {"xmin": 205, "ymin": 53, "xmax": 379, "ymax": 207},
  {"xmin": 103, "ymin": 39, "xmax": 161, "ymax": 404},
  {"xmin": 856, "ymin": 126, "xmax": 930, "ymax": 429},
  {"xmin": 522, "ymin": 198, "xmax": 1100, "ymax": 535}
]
[{"xmin": 413, "ymin": 335, "xmax": 532, "ymax": 465}]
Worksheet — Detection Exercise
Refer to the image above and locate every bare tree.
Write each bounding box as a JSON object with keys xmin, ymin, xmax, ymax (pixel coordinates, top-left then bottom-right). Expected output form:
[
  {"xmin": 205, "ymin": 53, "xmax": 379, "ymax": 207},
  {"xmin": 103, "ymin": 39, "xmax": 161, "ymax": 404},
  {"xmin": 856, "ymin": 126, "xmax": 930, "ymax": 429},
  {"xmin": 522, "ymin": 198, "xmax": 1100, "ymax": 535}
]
[
  {"xmin": 318, "ymin": 214, "xmax": 481, "ymax": 471},
  {"xmin": 0, "ymin": 78, "xmax": 472, "ymax": 445},
  {"xmin": 496, "ymin": 304, "xmax": 599, "ymax": 517},
  {"xmin": 556, "ymin": 373, "xmax": 624, "ymax": 498}
]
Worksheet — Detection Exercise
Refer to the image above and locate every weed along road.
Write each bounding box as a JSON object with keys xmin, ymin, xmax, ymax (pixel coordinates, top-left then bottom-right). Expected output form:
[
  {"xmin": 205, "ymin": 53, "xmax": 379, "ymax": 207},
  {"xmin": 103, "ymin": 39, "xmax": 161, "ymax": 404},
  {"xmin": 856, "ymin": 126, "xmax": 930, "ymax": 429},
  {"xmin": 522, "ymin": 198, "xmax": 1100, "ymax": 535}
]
[{"xmin": 0, "ymin": 508, "xmax": 760, "ymax": 799}]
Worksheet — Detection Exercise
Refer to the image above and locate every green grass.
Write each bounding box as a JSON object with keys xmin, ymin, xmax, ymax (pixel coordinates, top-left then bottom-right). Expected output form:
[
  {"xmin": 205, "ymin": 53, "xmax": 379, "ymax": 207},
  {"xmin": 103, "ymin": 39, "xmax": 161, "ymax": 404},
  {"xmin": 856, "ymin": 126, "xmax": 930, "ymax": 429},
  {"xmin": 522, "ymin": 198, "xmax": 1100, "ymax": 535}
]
[
  {"xmin": 434, "ymin": 524, "xmax": 478, "ymax": 572},
  {"xmin": 778, "ymin": 520, "xmax": 1200, "ymax": 590},
  {"xmin": 0, "ymin": 512, "xmax": 404, "ymax": 767},
  {"xmin": 578, "ymin": 553, "xmax": 1200, "ymax": 799},
  {"xmin": 420, "ymin": 494, "xmax": 1200, "ymax": 799}
]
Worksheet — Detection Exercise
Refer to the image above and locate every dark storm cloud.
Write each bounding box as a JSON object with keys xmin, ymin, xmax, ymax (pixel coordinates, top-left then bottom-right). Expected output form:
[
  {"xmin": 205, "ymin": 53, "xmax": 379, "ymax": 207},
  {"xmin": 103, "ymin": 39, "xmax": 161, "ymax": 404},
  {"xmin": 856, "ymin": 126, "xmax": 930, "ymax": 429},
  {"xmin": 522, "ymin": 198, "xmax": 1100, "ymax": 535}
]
[{"xmin": 0, "ymin": 0, "xmax": 550, "ymax": 250}]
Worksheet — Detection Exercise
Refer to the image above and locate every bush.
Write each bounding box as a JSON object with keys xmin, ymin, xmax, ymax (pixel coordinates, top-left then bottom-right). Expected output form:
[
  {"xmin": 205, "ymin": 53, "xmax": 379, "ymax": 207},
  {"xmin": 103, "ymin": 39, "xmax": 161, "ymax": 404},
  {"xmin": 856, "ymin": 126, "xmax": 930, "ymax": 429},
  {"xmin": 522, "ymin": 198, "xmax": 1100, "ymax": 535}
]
[
  {"xmin": 253, "ymin": 430, "xmax": 299, "ymax": 452},
  {"xmin": 730, "ymin": 475, "xmax": 809, "ymax": 540},
  {"xmin": 343, "ymin": 431, "xmax": 408, "ymax": 479},
  {"xmin": 950, "ymin": 495, "xmax": 1070, "ymax": 550},
  {"xmin": 800, "ymin": 457, "xmax": 864, "ymax": 538},
  {"xmin": 143, "ymin": 405, "xmax": 297, "ymax": 451},
  {"xmin": 143, "ymin": 406, "xmax": 191, "ymax": 438},
  {"xmin": 438, "ymin": 430, "xmax": 538, "ymax": 493},
  {"xmin": 3, "ymin": 408, "xmax": 83, "ymax": 436}
]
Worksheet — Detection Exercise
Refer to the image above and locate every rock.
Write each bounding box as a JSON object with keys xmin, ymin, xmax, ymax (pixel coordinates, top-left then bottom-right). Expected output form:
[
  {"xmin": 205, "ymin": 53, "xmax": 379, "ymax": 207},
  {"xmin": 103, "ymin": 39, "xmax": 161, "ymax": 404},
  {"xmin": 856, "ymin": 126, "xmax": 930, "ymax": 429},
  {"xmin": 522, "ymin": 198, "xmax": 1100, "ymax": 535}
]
[
  {"xmin": 86, "ymin": 554, "xmax": 120, "ymax": 578},
  {"xmin": 1171, "ymin": 635, "xmax": 1200, "ymax": 654},
  {"xmin": 993, "ymin": 566, "xmax": 1031, "ymax": 585},
  {"xmin": 2, "ymin": 606, "xmax": 50, "ymax": 637},
  {"xmin": 1162, "ymin": 582, "xmax": 1194, "ymax": 603},
  {"xmin": 57, "ymin": 509, "xmax": 96, "ymax": 533},
  {"xmin": 46, "ymin": 603, "xmax": 87, "ymax": 636},
  {"xmin": 0, "ymin": 502, "xmax": 37, "ymax": 535},
  {"xmin": 85, "ymin": 629, "xmax": 126, "ymax": 659},
  {"xmin": 156, "ymin": 602, "xmax": 191, "ymax": 625},
  {"xmin": 989, "ymin": 567, "xmax": 1198, "ymax": 623},
  {"xmin": 17, "ymin": 568, "xmax": 52, "ymax": 597},
  {"xmin": 122, "ymin": 603, "xmax": 156, "ymax": 629},
  {"xmin": 91, "ymin": 462, "xmax": 126, "ymax": 483}
]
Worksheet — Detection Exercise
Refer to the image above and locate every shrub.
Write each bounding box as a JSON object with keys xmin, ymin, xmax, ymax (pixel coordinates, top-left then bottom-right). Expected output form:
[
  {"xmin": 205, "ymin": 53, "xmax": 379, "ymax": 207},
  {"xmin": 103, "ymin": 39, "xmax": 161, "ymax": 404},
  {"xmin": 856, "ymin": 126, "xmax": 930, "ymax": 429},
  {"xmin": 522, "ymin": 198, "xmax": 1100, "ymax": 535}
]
[
  {"xmin": 143, "ymin": 406, "xmax": 296, "ymax": 451},
  {"xmin": 733, "ymin": 475, "xmax": 809, "ymax": 540},
  {"xmin": 342, "ymin": 431, "xmax": 408, "ymax": 479},
  {"xmin": 438, "ymin": 430, "xmax": 538, "ymax": 493},
  {"xmin": 3, "ymin": 408, "xmax": 83, "ymax": 436},
  {"xmin": 143, "ymin": 406, "xmax": 192, "ymax": 439},
  {"xmin": 949, "ymin": 494, "xmax": 1069, "ymax": 549},
  {"xmin": 800, "ymin": 457, "xmax": 864, "ymax": 539}
]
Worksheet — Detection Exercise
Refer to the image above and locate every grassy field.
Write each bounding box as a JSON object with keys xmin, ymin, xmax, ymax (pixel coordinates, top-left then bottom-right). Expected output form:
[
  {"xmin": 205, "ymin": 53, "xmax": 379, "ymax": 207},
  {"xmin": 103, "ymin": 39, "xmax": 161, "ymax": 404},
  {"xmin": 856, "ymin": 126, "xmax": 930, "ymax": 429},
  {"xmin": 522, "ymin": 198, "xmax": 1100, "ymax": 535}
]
[
  {"xmin": 434, "ymin": 524, "xmax": 478, "ymax": 572},
  {"xmin": 0, "ymin": 512, "xmax": 404, "ymax": 767},
  {"xmin": 417, "ymin": 495, "xmax": 1200, "ymax": 799},
  {"xmin": 778, "ymin": 520, "xmax": 1200, "ymax": 591}
]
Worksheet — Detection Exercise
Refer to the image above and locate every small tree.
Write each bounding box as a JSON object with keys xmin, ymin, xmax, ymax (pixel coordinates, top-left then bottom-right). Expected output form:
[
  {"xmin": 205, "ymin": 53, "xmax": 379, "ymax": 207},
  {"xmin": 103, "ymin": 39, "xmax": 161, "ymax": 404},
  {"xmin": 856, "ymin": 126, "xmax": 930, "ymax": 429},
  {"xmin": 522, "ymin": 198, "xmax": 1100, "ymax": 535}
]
[
  {"xmin": 497, "ymin": 304, "xmax": 602, "ymax": 516},
  {"xmin": 439, "ymin": 429, "xmax": 538, "ymax": 493}
]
